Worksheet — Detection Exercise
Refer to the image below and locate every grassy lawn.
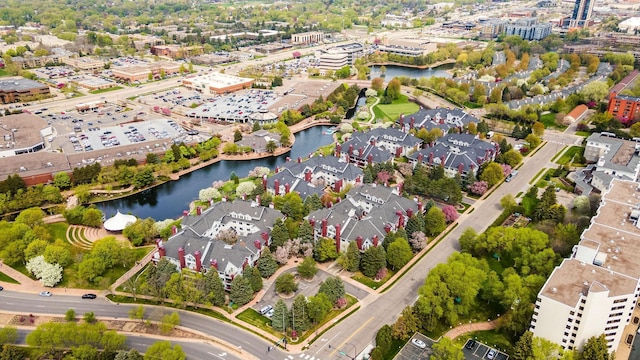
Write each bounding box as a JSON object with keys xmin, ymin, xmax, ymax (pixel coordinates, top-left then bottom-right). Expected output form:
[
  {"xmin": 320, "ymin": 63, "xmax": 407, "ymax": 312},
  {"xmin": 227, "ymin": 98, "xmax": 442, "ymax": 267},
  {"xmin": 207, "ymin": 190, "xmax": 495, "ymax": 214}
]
[
  {"xmin": 373, "ymin": 95, "xmax": 419, "ymax": 122},
  {"xmin": 0, "ymin": 270, "xmax": 19, "ymax": 284},
  {"xmin": 0, "ymin": 68, "xmax": 8, "ymax": 77},
  {"xmin": 575, "ymin": 131, "xmax": 590, "ymax": 137},
  {"xmin": 555, "ymin": 146, "xmax": 584, "ymax": 165},
  {"xmin": 106, "ymin": 294, "xmax": 230, "ymax": 322},
  {"xmin": 236, "ymin": 308, "xmax": 282, "ymax": 337},
  {"xmin": 464, "ymin": 102, "xmax": 483, "ymax": 109},
  {"xmin": 539, "ymin": 112, "xmax": 567, "ymax": 130},
  {"xmin": 46, "ymin": 222, "xmax": 69, "ymax": 242},
  {"xmin": 89, "ymin": 86, "xmax": 123, "ymax": 94}
]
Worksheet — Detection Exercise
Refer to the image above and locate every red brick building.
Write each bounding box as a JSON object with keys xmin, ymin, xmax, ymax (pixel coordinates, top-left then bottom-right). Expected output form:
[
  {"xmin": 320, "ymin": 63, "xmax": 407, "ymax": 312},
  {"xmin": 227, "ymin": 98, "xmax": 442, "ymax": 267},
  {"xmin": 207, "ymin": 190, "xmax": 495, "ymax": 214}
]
[{"xmin": 607, "ymin": 69, "xmax": 640, "ymax": 124}]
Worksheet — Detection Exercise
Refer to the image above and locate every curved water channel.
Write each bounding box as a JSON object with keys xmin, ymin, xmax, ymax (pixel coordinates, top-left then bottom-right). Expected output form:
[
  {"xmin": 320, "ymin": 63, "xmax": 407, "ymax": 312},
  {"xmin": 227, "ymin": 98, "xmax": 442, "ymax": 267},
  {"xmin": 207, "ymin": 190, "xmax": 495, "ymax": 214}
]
[
  {"xmin": 369, "ymin": 63, "xmax": 454, "ymax": 79},
  {"xmin": 97, "ymin": 125, "xmax": 334, "ymax": 221}
]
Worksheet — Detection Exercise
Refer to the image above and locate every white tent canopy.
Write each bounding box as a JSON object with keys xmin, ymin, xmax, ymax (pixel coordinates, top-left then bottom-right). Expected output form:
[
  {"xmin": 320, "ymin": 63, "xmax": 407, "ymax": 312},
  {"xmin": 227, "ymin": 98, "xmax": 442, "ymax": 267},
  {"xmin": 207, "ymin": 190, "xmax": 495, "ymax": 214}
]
[{"xmin": 103, "ymin": 211, "xmax": 137, "ymax": 232}]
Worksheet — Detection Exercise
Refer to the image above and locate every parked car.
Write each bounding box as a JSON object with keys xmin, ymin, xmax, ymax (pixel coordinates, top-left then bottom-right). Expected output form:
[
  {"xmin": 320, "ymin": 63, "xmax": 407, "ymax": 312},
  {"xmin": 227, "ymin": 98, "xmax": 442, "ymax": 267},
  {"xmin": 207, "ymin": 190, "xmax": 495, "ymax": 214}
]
[
  {"xmin": 466, "ymin": 339, "xmax": 476, "ymax": 350},
  {"xmin": 82, "ymin": 293, "xmax": 97, "ymax": 299},
  {"xmin": 259, "ymin": 305, "xmax": 273, "ymax": 315},
  {"xmin": 0, "ymin": 285, "xmax": 3, "ymax": 291},
  {"xmin": 487, "ymin": 349, "xmax": 497, "ymax": 359},
  {"xmin": 411, "ymin": 338, "xmax": 427, "ymax": 349},
  {"xmin": 39, "ymin": 291, "xmax": 52, "ymax": 297}
]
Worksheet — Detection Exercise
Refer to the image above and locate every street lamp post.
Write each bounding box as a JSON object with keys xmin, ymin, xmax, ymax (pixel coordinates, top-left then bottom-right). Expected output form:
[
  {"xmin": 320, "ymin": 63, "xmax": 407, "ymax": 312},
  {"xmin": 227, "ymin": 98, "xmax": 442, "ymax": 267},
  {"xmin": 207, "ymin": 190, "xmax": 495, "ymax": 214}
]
[{"xmin": 329, "ymin": 342, "xmax": 358, "ymax": 360}]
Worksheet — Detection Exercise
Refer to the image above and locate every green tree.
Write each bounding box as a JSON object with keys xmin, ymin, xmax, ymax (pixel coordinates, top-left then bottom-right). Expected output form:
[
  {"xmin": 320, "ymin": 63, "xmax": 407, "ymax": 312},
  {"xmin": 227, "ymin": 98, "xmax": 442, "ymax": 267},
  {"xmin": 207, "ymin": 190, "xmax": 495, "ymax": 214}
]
[
  {"xmin": 385, "ymin": 78, "xmax": 402, "ymax": 100},
  {"xmin": 480, "ymin": 162, "xmax": 504, "ymax": 187},
  {"xmin": 133, "ymin": 166, "xmax": 155, "ymax": 189},
  {"xmin": 65, "ymin": 309, "xmax": 76, "ymax": 322},
  {"xmin": 580, "ymin": 334, "xmax": 612, "ymax": 360},
  {"xmin": 15, "ymin": 207, "xmax": 45, "ymax": 228},
  {"xmin": 82, "ymin": 208, "xmax": 104, "ymax": 227},
  {"xmin": 386, "ymin": 238, "xmax": 413, "ymax": 270},
  {"xmin": 115, "ymin": 349, "xmax": 144, "ymax": 360},
  {"xmin": 271, "ymin": 299, "xmax": 289, "ymax": 333},
  {"xmin": 500, "ymin": 194, "xmax": 517, "ymax": 212},
  {"xmin": 424, "ymin": 206, "xmax": 446, "ymax": 237},
  {"xmin": 275, "ymin": 273, "xmax": 298, "ymax": 294},
  {"xmin": 123, "ymin": 218, "xmax": 159, "ymax": 246},
  {"xmin": 513, "ymin": 331, "xmax": 534, "ymax": 360},
  {"xmin": 245, "ymin": 266, "xmax": 263, "ymax": 293},
  {"xmin": 499, "ymin": 149, "xmax": 523, "ymax": 168},
  {"xmin": 160, "ymin": 312, "xmax": 180, "ymax": 335},
  {"xmin": 630, "ymin": 122, "xmax": 640, "ymax": 138},
  {"xmin": 318, "ymin": 276, "xmax": 345, "ymax": 304},
  {"xmin": 204, "ymin": 269, "xmax": 226, "ymax": 306},
  {"xmin": 83, "ymin": 312, "xmax": 96, "ymax": 324},
  {"xmin": 375, "ymin": 325, "xmax": 393, "ymax": 354},
  {"xmin": 290, "ymin": 294, "xmax": 311, "ymax": 332},
  {"xmin": 0, "ymin": 345, "xmax": 26, "ymax": 360},
  {"xmin": 340, "ymin": 241, "xmax": 360, "ymax": 272},
  {"xmin": 391, "ymin": 306, "xmax": 419, "ymax": 340},
  {"xmin": 314, "ymin": 237, "xmax": 338, "ymax": 262},
  {"xmin": 579, "ymin": 80, "xmax": 609, "ymax": 103},
  {"xmin": 270, "ymin": 218, "xmax": 289, "ymax": 251},
  {"xmin": 128, "ymin": 305, "xmax": 145, "ymax": 323},
  {"xmin": 234, "ymin": 129, "xmax": 243, "ymax": 142},
  {"xmin": 229, "ymin": 275, "xmax": 253, "ymax": 306},
  {"xmin": 266, "ymin": 140, "xmax": 277, "ymax": 153},
  {"xmin": 257, "ymin": 248, "xmax": 279, "ymax": 278},
  {"xmin": 297, "ymin": 256, "xmax": 318, "ymax": 279},
  {"xmin": 431, "ymin": 337, "xmax": 464, "ymax": 360},
  {"xmin": 144, "ymin": 341, "xmax": 186, "ymax": 360},
  {"xmin": 360, "ymin": 246, "xmax": 386, "ymax": 278},
  {"xmin": 307, "ymin": 293, "xmax": 332, "ymax": 325},
  {"xmin": 53, "ymin": 172, "xmax": 72, "ymax": 190},
  {"xmin": 0, "ymin": 327, "xmax": 17, "ymax": 345}
]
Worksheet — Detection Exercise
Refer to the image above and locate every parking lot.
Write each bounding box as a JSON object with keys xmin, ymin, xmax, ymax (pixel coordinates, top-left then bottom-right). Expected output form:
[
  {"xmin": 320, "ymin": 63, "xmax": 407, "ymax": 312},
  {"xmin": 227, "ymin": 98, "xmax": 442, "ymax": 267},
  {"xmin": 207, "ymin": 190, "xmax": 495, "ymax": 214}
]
[
  {"xmin": 463, "ymin": 339, "xmax": 508, "ymax": 360},
  {"xmin": 395, "ymin": 333, "xmax": 434, "ymax": 360}
]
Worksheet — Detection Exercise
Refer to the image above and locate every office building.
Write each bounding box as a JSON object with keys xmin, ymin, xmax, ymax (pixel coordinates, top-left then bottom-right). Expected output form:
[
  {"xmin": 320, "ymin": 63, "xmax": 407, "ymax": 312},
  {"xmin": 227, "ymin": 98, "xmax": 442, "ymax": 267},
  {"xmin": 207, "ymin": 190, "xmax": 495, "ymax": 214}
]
[{"xmin": 568, "ymin": 0, "xmax": 594, "ymax": 28}]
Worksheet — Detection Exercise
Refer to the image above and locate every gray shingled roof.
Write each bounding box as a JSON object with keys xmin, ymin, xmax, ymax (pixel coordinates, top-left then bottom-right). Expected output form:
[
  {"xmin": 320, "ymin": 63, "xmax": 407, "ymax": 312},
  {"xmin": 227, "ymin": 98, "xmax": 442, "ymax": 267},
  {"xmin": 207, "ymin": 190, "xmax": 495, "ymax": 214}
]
[{"xmin": 398, "ymin": 108, "xmax": 478, "ymax": 133}]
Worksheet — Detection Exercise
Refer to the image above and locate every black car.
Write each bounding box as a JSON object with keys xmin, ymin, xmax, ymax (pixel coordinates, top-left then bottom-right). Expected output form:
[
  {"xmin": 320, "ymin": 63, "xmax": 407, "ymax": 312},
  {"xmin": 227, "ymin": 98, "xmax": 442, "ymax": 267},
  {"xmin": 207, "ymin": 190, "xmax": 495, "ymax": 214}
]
[
  {"xmin": 82, "ymin": 293, "xmax": 97, "ymax": 299},
  {"xmin": 0, "ymin": 285, "xmax": 3, "ymax": 291},
  {"xmin": 466, "ymin": 339, "xmax": 476, "ymax": 350}
]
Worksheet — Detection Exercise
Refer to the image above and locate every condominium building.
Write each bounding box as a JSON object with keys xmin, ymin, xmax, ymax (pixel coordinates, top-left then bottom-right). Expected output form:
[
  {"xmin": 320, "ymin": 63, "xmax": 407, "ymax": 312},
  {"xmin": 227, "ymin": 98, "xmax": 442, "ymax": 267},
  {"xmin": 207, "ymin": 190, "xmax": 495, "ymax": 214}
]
[
  {"xmin": 567, "ymin": 0, "xmax": 594, "ymax": 28},
  {"xmin": 504, "ymin": 18, "xmax": 552, "ymax": 41},
  {"xmin": 531, "ymin": 179, "xmax": 640, "ymax": 353},
  {"xmin": 607, "ymin": 70, "xmax": 640, "ymax": 122}
]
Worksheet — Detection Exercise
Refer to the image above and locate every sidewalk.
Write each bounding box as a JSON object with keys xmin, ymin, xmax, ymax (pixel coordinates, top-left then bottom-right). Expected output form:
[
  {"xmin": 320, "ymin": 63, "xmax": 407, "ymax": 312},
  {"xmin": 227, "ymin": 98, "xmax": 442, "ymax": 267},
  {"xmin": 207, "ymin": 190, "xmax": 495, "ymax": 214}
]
[{"xmin": 443, "ymin": 319, "xmax": 499, "ymax": 340}]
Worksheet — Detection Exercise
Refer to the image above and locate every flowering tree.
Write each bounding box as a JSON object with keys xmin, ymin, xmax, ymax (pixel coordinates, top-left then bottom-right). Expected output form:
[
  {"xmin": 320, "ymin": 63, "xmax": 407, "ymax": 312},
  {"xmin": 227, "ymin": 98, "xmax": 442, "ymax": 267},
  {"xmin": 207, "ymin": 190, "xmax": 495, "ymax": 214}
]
[
  {"xmin": 217, "ymin": 229, "xmax": 238, "ymax": 245},
  {"xmin": 339, "ymin": 123, "xmax": 353, "ymax": 133},
  {"xmin": 248, "ymin": 166, "xmax": 270, "ymax": 178},
  {"xmin": 468, "ymin": 181, "xmax": 488, "ymax": 195},
  {"xmin": 212, "ymin": 180, "xmax": 226, "ymax": 189},
  {"xmin": 442, "ymin": 205, "xmax": 459, "ymax": 223},
  {"xmin": 26, "ymin": 255, "xmax": 63, "ymax": 287},
  {"xmin": 410, "ymin": 231, "xmax": 428, "ymax": 251},
  {"xmin": 376, "ymin": 171, "xmax": 391, "ymax": 185},
  {"xmin": 275, "ymin": 246, "xmax": 289, "ymax": 265},
  {"xmin": 199, "ymin": 187, "xmax": 221, "ymax": 202},
  {"xmin": 501, "ymin": 164, "xmax": 512, "ymax": 177},
  {"xmin": 375, "ymin": 267, "xmax": 388, "ymax": 281},
  {"xmin": 365, "ymin": 88, "xmax": 378, "ymax": 98},
  {"xmin": 235, "ymin": 182, "xmax": 256, "ymax": 197}
]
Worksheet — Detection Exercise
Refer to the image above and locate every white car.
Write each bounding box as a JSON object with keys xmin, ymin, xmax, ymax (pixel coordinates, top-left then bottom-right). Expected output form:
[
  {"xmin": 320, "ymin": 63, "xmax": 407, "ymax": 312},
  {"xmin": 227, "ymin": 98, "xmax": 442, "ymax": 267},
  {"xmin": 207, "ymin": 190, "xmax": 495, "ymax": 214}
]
[
  {"xmin": 411, "ymin": 338, "xmax": 426, "ymax": 349},
  {"xmin": 39, "ymin": 291, "xmax": 52, "ymax": 297},
  {"xmin": 487, "ymin": 349, "xmax": 497, "ymax": 359}
]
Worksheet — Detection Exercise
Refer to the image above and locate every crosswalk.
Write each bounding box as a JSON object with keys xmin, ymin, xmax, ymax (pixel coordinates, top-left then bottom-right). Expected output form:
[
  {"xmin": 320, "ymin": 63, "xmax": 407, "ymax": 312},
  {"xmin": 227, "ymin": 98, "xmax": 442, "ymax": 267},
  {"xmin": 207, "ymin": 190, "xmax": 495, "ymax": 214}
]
[{"xmin": 281, "ymin": 353, "xmax": 322, "ymax": 360}]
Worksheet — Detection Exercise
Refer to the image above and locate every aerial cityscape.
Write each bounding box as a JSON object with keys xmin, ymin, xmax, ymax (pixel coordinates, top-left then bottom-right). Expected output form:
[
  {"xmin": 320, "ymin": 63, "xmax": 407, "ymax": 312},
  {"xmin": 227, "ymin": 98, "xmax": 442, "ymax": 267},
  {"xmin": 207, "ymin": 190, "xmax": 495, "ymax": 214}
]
[{"xmin": 0, "ymin": 0, "xmax": 640, "ymax": 359}]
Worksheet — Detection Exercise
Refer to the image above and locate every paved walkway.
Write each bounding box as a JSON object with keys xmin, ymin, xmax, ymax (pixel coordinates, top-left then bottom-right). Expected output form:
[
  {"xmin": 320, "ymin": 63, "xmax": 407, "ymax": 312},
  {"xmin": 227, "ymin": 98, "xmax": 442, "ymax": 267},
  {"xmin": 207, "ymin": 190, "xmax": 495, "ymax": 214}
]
[{"xmin": 443, "ymin": 320, "xmax": 499, "ymax": 340}]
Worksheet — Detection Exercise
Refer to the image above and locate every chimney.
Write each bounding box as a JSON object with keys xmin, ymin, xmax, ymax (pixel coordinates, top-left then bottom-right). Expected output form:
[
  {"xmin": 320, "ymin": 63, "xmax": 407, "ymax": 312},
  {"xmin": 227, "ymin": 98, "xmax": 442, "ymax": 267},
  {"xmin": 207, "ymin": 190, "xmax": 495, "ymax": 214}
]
[
  {"xmin": 183, "ymin": 210, "xmax": 189, "ymax": 217},
  {"xmin": 286, "ymin": 157, "xmax": 291, "ymax": 162},
  {"xmin": 418, "ymin": 201, "xmax": 423, "ymax": 212},
  {"xmin": 254, "ymin": 239, "xmax": 262, "ymax": 250},
  {"xmin": 334, "ymin": 179, "xmax": 342, "ymax": 193},
  {"xmin": 210, "ymin": 258, "xmax": 218, "ymax": 270},
  {"xmin": 396, "ymin": 210, "xmax": 404, "ymax": 228},
  {"xmin": 458, "ymin": 163, "xmax": 464, "ymax": 174},
  {"xmin": 261, "ymin": 232, "xmax": 269, "ymax": 245},
  {"xmin": 410, "ymin": 116, "xmax": 415, "ymax": 130},
  {"xmin": 285, "ymin": 183, "xmax": 291, "ymax": 194},
  {"xmin": 305, "ymin": 170, "xmax": 312, "ymax": 182},
  {"xmin": 440, "ymin": 155, "xmax": 445, "ymax": 164},
  {"xmin": 429, "ymin": 152, "xmax": 433, "ymax": 164},
  {"xmin": 335, "ymin": 143, "xmax": 342, "ymax": 156},
  {"xmin": 256, "ymin": 195, "xmax": 261, "ymax": 205},
  {"xmin": 196, "ymin": 206, "xmax": 202, "ymax": 215},
  {"xmin": 297, "ymin": 156, "xmax": 301, "ymax": 163},
  {"xmin": 158, "ymin": 242, "xmax": 166, "ymax": 257},
  {"xmin": 367, "ymin": 154, "xmax": 373, "ymax": 165},
  {"xmin": 373, "ymin": 235, "xmax": 379, "ymax": 247},
  {"xmin": 321, "ymin": 218, "xmax": 328, "ymax": 237},
  {"xmin": 178, "ymin": 247, "xmax": 186, "ymax": 269},
  {"xmin": 356, "ymin": 236, "xmax": 363, "ymax": 250},
  {"xmin": 335, "ymin": 223, "xmax": 341, "ymax": 253},
  {"xmin": 171, "ymin": 225, "xmax": 177, "ymax": 235},
  {"xmin": 359, "ymin": 147, "xmax": 364, "ymax": 157},
  {"xmin": 398, "ymin": 182, "xmax": 404, "ymax": 194},
  {"xmin": 309, "ymin": 219, "xmax": 315, "ymax": 227},
  {"xmin": 242, "ymin": 258, "xmax": 249, "ymax": 270},
  {"xmin": 384, "ymin": 224, "xmax": 391, "ymax": 233},
  {"xmin": 399, "ymin": 114, "xmax": 404, "ymax": 128},
  {"xmin": 418, "ymin": 153, "xmax": 423, "ymax": 163},
  {"xmin": 370, "ymin": 138, "xmax": 376, "ymax": 146},
  {"xmin": 274, "ymin": 179, "xmax": 280, "ymax": 195},
  {"xmin": 194, "ymin": 250, "xmax": 202, "ymax": 272},
  {"xmin": 407, "ymin": 208, "xmax": 413, "ymax": 218},
  {"xmin": 395, "ymin": 147, "xmax": 402, "ymax": 157}
]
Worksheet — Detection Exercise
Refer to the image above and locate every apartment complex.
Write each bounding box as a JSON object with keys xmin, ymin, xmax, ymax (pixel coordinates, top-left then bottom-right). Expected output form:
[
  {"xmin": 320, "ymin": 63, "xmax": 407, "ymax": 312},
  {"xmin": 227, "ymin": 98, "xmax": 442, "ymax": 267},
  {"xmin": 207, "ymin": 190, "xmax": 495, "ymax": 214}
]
[
  {"xmin": 531, "ymin": 179, "xmax": 640, "ymax": 352},
  {"xmin": 504, "ymin": 17, "xmax": 552, "ymax": 41},
  {"xmin": 607, "ymin": 70, "xmax": 640, "ymax": 122}
]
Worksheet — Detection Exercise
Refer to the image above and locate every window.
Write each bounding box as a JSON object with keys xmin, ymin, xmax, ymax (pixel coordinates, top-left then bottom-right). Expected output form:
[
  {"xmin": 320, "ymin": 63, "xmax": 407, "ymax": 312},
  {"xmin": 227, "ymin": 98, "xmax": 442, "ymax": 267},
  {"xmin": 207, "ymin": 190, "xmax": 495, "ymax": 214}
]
[{"xmin": 614, "ymin": 298, "xmax": 628, "ymax": 304}]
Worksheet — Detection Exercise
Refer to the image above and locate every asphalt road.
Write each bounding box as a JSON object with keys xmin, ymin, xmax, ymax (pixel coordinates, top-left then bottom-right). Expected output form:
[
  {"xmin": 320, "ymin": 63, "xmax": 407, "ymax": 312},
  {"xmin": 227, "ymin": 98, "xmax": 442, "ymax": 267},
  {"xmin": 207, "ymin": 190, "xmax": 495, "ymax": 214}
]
[
  {"xmin": 0, "ymin": 290, "xmax": 282, "ymax": 360},
  {"xmin": 305, "ymin": 137, "xmax": 564, "ymax": 359},
  {"xmin": 14, "ymin": 328, "xmax": 242, "ymax": 360}
]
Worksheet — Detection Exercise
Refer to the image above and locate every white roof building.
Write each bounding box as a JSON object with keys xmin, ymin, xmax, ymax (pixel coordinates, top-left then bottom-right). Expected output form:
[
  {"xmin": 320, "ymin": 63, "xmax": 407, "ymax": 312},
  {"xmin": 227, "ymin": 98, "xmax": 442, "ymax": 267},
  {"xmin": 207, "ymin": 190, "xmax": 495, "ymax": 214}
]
[
  {"xmin": 619, "ymin": 17, "xmax": 640, "ymax": 33},
  {"xmin": 103, "ymin": 211, "xmax": 137, "ymax": 232}
]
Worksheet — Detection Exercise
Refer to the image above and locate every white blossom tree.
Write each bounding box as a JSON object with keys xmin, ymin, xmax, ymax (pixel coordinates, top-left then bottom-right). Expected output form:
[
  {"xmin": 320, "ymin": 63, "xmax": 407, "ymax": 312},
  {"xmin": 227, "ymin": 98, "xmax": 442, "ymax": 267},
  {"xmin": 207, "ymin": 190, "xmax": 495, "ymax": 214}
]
[
  {"xmin": 275, "ymin": 246, "xmax": 289, "ymax": 265},
  {"xmin": 26, "ymin": 255, "xmax": 63, "ymax": 287},
  {"xmin": 199, "ymin": 187, "xmax": 221, "ymax": 201},
  {"xmin": 154, "ymin": 219, "xmax": 175, "ymax": 233},
  {"xmin": 236, "ymin": 181, "xmax": 256, "ymax": 197},
  {"xmin": 248, "ymin": 166, "xmax": 270, "ymax": 178},
  {"xmin": 410, "ymin": 231, "xmax": 428, "ymax": 251}
]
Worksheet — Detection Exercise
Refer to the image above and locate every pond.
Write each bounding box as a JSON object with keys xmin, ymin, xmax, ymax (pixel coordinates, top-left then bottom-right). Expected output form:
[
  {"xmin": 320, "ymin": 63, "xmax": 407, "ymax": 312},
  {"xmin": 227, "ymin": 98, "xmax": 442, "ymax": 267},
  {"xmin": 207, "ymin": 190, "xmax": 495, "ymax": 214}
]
[
  {"xmin": 96, "ymin": 125, "xmax": 334, "ymax": 221},
  {"xmin": 369, "ymin": 63, "xmax": 454, "ymax": 80}
]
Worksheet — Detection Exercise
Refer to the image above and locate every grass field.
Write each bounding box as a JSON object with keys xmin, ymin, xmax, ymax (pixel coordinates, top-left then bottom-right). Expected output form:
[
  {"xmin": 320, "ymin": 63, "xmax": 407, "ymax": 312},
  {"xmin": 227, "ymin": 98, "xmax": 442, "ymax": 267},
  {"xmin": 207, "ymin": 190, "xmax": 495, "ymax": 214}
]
[
  {"xmin": 555, "ymin": 146, "xmax": 584, "ymax": 165},
  {"xmin": 89, "ymin": 86, "xmax": 123, "ymax": 94},
  {"xmin": 539, "ymin": 112, "xmax": 567, "ymax": 130},
  {"xmin": 0, "ymin": 69, "xmax": 8, "ymax": 77},
  {"xmin": 373, "ymin": 95, "xmax": 419, "ymax": 122},
  {"xmin": 0, "ymin": 271, "xmax": 19, "ymax": 284}
]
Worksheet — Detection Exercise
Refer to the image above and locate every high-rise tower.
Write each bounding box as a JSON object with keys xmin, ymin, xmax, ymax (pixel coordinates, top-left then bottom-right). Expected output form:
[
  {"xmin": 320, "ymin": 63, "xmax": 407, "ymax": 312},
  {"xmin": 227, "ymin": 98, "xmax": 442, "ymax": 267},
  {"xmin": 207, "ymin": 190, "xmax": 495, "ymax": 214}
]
[{"xmin": 568, "ymin": 0, "xmax": 594, "ymax": 28}]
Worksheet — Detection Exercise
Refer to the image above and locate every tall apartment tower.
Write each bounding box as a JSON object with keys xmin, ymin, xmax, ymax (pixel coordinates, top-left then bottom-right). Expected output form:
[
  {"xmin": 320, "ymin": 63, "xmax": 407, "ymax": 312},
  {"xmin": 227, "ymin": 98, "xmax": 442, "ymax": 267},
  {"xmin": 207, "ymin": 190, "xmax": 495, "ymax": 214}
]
[{"xmin": 569, "ymin": 0, "xmax": 594, "ymax": 28}]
